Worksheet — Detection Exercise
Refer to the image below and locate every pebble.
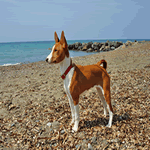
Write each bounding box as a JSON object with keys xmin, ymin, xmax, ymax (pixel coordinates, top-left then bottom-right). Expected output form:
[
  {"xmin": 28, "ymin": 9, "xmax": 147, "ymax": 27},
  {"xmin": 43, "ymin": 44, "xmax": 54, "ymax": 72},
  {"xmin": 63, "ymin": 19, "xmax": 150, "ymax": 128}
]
[
  {"xmin": 52, "ymin": 121, "xmax": 60, "ymax": 130},
  {"xmin": 75, "ymin": 144, "xmax": 81, "ymax": 149},
  {"xmin": 88, "ymin": 143, "xmax": 93, "ymax": 150},
  {"xmin": 46, "ymin": 122, "xmax": 52, "ymax": 127},
  {"xmin": 91, "ymin": 137, "xmax": 97, "ymax": 144},
  {"xmin": 11, "ymin": 123, "xmax": 15, "ymax": 127},
  {"xmin": 60, "ymin": 130, "xmax": 65, "ymax": 134}
]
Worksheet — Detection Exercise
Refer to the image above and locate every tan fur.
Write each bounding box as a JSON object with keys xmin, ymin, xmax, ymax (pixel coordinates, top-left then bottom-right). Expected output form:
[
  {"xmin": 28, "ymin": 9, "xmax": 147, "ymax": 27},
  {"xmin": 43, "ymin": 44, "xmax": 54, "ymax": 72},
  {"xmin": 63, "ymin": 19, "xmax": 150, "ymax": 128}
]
[{"xmin": 69, "ymin": 64, "xmax": 113, "ymax": 112}]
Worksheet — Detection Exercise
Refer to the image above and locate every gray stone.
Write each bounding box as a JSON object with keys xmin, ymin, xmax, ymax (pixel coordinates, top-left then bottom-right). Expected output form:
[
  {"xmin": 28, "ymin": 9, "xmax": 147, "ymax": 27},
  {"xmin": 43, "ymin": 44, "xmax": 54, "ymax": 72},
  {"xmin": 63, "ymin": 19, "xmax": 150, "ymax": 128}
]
[
  {"xmin": 60, "ymin": 130, "xmax": 65, "ymax": 134},
  {"xmin": 111, "ymin": 46, "xmax": 115, "ymax": 50},
  {"xmin": 76, "ymin": 144, "xmax": 81, "ymax": 149},
  {"xmin": 75, "ymin": 42, "xmax": 82, "ymax": 49},
  {"xmin": 52, "ymin": 121, "xmax": 60, "ymax": 130},
  {"xmin": 47, "ymin": 122, "xmax": 52, "ymax": 127},
  {"xmin": 87, "ymin": 48, "xmax": 93, "ymax": 52},
  {"xmin": 91, "ymin": 137, "xmax": 97, "ymax": 144},
  {"xmin": 88, "ymin": 143, "xmax": 93, "ymax": 150}
]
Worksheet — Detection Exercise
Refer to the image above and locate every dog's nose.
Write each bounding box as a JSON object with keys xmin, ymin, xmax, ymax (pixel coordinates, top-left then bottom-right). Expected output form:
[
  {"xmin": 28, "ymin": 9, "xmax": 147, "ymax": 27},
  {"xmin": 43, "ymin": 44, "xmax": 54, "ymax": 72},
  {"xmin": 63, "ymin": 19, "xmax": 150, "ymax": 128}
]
[{"xmin": 45, "ymin": 58, "xmax": 48, "ymax": 62}]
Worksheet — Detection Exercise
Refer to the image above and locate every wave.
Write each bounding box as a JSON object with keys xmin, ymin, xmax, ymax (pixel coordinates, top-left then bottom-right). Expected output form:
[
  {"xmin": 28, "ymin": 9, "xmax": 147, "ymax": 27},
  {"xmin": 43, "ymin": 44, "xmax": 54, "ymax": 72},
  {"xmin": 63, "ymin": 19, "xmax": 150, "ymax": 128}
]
[{"xmin": 1, "ymin": 63, "xmax": 21, "ymax": 66}]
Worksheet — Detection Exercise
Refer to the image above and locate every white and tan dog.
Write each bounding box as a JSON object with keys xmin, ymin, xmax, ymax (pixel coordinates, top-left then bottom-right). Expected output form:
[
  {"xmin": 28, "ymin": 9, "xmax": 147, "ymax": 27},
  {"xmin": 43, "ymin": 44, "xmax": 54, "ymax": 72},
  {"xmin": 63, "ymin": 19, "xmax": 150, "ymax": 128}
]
[{"xmin": 46, "ymin": 31, "xmax": 113, "ymax": 132}]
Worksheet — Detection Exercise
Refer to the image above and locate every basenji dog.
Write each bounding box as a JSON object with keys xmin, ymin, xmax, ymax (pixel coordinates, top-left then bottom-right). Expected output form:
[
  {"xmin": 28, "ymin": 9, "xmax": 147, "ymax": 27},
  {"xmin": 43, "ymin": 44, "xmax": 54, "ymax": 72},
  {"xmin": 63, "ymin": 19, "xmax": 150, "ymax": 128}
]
[{"xmin": 46, "ymin": 31, "xmax": 113, "ymax": 132}]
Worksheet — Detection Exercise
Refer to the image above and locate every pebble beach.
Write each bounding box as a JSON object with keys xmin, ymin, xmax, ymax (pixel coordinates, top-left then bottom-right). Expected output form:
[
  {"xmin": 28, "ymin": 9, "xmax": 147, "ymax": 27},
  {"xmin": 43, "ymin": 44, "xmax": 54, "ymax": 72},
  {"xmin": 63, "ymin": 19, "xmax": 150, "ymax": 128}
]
[{"xmin": 0, "ymin": 41, "xmax": 150, "ymax": 149}]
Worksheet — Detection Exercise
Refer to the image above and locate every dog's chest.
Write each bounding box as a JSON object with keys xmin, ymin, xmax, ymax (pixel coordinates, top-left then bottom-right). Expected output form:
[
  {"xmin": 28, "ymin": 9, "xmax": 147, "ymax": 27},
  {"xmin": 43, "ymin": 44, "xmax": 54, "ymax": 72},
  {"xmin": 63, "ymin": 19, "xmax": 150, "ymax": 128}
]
[{"xmin": 63, "ymin": 67, "xmax": 75, "ymax": 92}]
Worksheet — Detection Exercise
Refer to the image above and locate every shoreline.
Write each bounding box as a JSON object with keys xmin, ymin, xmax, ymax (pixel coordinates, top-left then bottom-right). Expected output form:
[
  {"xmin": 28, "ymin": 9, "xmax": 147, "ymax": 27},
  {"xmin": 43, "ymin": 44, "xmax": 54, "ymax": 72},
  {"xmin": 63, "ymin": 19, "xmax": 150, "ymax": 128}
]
[{"xmin": 0, "ymin": 40, "xmax": 149, "ymax": 67}]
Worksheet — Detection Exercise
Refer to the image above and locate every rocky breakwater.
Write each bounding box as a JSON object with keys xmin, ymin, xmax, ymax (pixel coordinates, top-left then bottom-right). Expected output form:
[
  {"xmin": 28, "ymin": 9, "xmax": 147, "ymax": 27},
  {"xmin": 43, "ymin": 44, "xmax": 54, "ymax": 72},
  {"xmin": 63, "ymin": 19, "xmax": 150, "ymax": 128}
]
[{"xmin": 67, "ymin": 40, "xmax": 139, "ymax": 52}]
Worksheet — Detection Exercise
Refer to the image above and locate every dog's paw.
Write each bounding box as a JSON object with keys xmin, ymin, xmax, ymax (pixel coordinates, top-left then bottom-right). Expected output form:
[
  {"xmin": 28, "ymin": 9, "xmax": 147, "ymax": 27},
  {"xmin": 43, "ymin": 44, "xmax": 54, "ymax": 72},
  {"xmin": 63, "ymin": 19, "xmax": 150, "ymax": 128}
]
[
  {"xmin": 106, "ymin": 123, "xmax": 111, "ymax": 128},
  {"xmin": 72, "ymin": 127, "xmax": 78, "ymax": 132},
  {"xmin": 72, "ymin": 123, "xmax": 78, "ymax": 132}
]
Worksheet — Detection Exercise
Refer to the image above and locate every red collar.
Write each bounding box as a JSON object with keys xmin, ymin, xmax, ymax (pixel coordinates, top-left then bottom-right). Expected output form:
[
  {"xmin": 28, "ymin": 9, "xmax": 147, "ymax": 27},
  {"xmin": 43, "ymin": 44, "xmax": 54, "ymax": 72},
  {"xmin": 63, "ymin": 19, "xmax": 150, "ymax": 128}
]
[{"xmin": 61, "ymin": 64, "xmax": 73, "ymax": 79}]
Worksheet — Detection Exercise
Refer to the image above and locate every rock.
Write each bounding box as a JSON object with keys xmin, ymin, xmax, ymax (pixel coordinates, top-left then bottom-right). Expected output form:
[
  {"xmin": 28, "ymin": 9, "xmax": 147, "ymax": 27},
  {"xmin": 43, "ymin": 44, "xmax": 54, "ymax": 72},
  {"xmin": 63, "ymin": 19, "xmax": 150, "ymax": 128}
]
[
  {"xmin": 47, "ymin": 122, "xmax": 52, "ymax": 127},
  {"xmin": 78, "ymin": 46, "xmax": 83, "ymax": 50},
  {"xmin": 104, "ymin": 46, "xmax": 111, "ymax": 51},
  {"xmin": 51, "ymin": 121, "xmax": 60, "ymax": 130},
  {"xmin": 76, "ymin": 144, "xmax": 81, "ymax": 149},
  {"xmin": 87, "ymin": 48, "xmax": 93, "ymax": 52},
  {"xmin": 82, "ymin": 42, "xmax": 86, "ymax": 46},
  {"xmin": 126, "ymin": 40, "xmax": 132, "ymax": 46},
  {"xmin": 111, "ymin": 138, "xmax": 120, "ymax": 143},
  {"xmin": 101, "ymin": 140, "xmax": 108, "ymax": 147},
  {"xmin": 122, "ymin": 43, "xmax": 126, "ymax": 48},
  {"xmin": 92, "ymin": 42, "xmax": 101, "ymax": 50},
  {"xmin": 91, "ymin": 137, "xmax": 97, "ymax": 144},
  {"xmin": 111, "ymin": 46, "xmax": 115, "ymax": 50},
  {"xmin": 88, "ymin": 143, "xmax": 93, "ymax": 150},
  {"xmin": 75, "ymin": 42, "xmax": 82, "ymax": 49},
  {"xmin": 82, "ymin": 45, "xmax": 88, "ymax": 51},
  {"xmin": 78, "ymin": 132, "xmax": 85, "ymax": 139},
  {"xmin": 68, "ymin": 44, "xmax": 74, "ymax": 50},
  {"xmin": 11, "ymin": 123, "xmax": 15, "ymax": 127},
  {"xmin": 114, "ymin": 41, "xmax": 123, "ymax": 48},
  {"xmin": 87, "ymin": 42, "xmax": 93, "ymax": 48},
  {"xmin": 100, "ymin": 45, "xmax": 105, "ymax": 51},
  {"xmin": 60, "ymin": 130, "xmax": 65, "ymax": 134}
]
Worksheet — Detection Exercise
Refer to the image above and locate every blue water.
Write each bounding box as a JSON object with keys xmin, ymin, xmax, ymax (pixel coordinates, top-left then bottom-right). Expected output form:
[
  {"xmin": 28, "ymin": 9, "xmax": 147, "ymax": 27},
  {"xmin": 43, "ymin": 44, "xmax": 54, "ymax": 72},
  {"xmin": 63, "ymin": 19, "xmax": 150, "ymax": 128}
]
[{"xmin": 0, "ymin": 39, "xmax": 149, "ymax": 66}]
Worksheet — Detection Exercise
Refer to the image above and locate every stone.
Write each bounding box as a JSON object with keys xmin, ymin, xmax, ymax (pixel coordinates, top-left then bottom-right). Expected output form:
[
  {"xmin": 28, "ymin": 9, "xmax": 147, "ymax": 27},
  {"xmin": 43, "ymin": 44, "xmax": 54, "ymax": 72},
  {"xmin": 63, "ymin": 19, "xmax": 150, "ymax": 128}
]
[
  {"xmin": 78, "ymin": 46, "xmax": 83, "ymax": 50},
  {"xmin": 87, "ymin": 48, "xmax": 93, "ymax": 52},
  {"xmin": 60, "ymin": 130, "xmax": 65, "ymax": 134},
  {"xmin": 100, "ymin": 45, "xmax": 105, "ymax": 51},
  {"xmin": 92, "ymin": 42, "xmax": 101, "ymax": 50},
  {"xmin": 105, "ymin": 46, "xmax": 111, "ymax": 51},
  {"xmin": 68, "ymin": 44, "xmax": 74, "ymax": 50},
  {"xmin": 122, "ymin": 43, "xmax": 126, "ymax": 48},
  {"xmin": 88, "ymin": 143, "xmax": 93, "ymax": 150},
  {"xmin": 114, "ymin": 41, "xmax": 123, "ymax": 48},
  {"xmin": 52, "ymin": 121, "xmax": 60, "ymax": 130},
  {"xmin": 126, "ymin": 41, "xmax": 132, "ymax": 46},
  {"xmin": 111, "ymin": 46, "xmax": 115, "ymax": 50},
  {"xmin": 76, "ymin": 144, "xmax": 81, "ymax": 149},
  {"xmin": 87, "ymin": 42, "xmax": 93, "ymax": 48},
  {"xmin": 47, "ymin": 122, "xmax": 52, "ymax": 127},
  {"xmin": 82, "ymin": 42, "xmax": 86, "ymax": 46},
  {"xmin": 82, "ymin": 45, "xmax": 88, "ymax": 51},
  {"xmin": 91, "ymin": 137, "xmax": 97, "ymax": 144},
  {"xmin": 75, "ymin": 42, "xmax": 82, "ymax": 49}
]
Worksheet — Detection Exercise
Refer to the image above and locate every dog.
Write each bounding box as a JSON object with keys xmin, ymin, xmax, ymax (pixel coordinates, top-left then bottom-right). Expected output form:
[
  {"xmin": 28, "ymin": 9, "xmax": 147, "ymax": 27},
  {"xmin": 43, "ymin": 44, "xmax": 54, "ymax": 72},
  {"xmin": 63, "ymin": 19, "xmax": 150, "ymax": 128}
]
[{"xmin": 45, "ymin": 31, "xmax": 113, "ymax": 132}]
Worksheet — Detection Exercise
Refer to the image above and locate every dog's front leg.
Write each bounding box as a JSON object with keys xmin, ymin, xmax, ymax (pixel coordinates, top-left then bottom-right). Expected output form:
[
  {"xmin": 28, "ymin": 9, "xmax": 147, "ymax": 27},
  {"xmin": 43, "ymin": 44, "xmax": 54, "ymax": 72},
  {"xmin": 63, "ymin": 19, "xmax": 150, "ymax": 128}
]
[
  {"xmin": 65, "ymin": 90, "xmax": 75, "ymax": 126},
  {"xmin": 72, "ymin": 104, "xmax": 80, "ymax": 132}
]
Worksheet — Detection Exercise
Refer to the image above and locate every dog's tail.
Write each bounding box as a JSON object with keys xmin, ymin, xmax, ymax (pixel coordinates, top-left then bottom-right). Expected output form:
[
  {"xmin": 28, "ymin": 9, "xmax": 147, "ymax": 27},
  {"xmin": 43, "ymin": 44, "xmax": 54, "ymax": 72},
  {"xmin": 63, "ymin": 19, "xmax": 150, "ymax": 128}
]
[{"xmin": 97, "ymin": 59, "xmax": 107, "ymax": 69}]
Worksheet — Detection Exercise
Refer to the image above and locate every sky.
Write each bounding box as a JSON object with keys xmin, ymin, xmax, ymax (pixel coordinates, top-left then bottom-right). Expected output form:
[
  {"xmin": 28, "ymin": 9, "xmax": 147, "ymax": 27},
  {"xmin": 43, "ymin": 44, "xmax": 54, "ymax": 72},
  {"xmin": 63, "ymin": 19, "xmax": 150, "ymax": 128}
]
[{"xmin": 0, "ymin": 0, "xmax": 150, "ymax": 42}]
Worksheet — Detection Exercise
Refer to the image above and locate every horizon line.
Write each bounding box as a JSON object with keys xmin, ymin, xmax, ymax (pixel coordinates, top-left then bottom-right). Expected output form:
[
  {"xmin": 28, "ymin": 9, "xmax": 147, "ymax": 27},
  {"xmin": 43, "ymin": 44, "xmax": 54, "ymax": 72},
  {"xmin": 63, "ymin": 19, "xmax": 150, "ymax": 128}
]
[{"xmin": 0, "ymin": 38, "xmax": 150, "ymax": 44}]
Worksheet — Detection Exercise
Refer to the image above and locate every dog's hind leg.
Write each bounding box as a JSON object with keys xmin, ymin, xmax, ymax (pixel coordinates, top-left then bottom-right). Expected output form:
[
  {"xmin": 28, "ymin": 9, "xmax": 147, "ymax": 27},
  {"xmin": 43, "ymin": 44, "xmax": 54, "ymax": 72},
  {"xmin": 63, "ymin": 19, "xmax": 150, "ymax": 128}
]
[
  {"xmin": 103, "ymin": 80, "xmax": 113, "ymax": 127},
  {"xmin": 96, "ymin": 86, "xmax": 107, "ymax": 116}
]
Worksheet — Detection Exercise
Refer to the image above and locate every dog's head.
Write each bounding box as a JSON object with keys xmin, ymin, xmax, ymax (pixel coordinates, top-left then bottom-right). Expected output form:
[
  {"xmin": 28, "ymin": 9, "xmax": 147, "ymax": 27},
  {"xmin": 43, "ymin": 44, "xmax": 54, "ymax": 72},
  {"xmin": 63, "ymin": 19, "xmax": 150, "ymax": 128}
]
[{"xmin": 46, "ymin": 31, "xmax": 69, "ymax": 64}]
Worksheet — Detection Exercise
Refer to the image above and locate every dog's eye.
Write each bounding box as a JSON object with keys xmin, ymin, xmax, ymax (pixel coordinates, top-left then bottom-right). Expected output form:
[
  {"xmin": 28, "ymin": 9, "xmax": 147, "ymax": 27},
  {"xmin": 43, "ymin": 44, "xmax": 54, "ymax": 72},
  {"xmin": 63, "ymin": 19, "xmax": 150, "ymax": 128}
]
[{"xmin": 54, "ymin": 49, "xmax": 57, "ymax": 52}]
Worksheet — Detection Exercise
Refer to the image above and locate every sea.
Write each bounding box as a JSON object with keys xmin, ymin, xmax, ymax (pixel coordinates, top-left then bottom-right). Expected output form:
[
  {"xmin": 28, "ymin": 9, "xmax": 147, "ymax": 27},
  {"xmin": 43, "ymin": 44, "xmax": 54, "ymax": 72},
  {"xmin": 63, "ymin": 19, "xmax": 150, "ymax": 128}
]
[{"xmin": 0, "ymin": 39, "xmax": 149, "ymax": 66}]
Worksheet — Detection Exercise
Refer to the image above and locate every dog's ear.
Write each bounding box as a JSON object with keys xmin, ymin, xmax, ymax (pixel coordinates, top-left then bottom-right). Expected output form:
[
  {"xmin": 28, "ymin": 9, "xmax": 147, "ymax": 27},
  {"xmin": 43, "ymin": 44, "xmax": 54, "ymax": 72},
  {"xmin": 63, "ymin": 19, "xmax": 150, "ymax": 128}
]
[
  {"xmin": 54, "ymin": 31, "xmax": 59, "ymax": 43},
  {"xmin": 60, "ymin": 31, "xmax": 67, "ymax": 45},
  {"xmin": 60, "ymin": 31, "xmax": 69, "ymax": 57}
]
